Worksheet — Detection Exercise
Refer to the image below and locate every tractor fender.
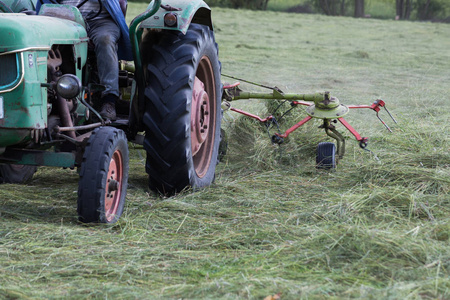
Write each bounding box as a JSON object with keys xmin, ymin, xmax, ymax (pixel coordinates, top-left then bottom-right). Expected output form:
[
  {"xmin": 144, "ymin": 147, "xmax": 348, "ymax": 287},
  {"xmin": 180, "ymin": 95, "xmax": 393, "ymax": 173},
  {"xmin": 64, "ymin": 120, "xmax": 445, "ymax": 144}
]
[{"xmin": 139, "ymin": 0, "xmax": 212, "ymax": 34}]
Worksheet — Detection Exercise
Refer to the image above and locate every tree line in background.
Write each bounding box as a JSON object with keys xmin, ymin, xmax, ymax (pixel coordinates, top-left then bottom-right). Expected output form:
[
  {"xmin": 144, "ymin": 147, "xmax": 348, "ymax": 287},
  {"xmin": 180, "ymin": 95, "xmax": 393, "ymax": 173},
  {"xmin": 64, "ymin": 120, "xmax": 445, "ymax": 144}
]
[
  {"xmin": 396, "ymin": 0, "xmax": 445, "ymax": 20},
  {"xmin": 204, "ymin": 0, "xmax": 270, "ymax": 10},
  {"xmin": 204, "ymin": 0, "xmax": 449, "ymax": 21}
]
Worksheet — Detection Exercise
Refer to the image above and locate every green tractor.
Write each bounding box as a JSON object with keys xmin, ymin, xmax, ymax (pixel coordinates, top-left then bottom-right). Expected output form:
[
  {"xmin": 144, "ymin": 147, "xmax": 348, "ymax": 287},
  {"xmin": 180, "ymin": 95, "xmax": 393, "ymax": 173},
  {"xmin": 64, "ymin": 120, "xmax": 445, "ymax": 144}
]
[{"xmin": 0, "ymin": 0, "xmax": 222, "ymax": 223}]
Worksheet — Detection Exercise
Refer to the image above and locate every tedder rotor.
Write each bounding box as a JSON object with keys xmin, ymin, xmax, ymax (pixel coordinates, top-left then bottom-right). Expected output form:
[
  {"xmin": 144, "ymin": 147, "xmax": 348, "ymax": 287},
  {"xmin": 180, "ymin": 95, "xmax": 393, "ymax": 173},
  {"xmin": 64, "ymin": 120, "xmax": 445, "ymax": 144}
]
[{"xmin": 221, "ymin": 77, "xmax": 397, "ymax": 170}]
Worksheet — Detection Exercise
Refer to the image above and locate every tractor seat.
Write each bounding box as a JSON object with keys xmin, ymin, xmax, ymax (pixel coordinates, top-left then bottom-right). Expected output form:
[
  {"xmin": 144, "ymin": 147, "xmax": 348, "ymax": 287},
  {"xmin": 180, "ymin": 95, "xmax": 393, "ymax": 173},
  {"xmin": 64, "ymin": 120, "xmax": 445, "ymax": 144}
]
[{"xmin": 38, "ymin": 4, "xmax": 86, "ymax": 28}]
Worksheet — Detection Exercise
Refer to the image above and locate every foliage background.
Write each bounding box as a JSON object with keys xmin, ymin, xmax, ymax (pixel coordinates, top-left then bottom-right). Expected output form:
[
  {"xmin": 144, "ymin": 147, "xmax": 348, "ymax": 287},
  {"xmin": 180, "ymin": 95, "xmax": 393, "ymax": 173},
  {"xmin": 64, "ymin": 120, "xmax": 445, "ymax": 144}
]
[{"xmin": 203, "ymin": 0, "xmax": 450, "ymax": 21}]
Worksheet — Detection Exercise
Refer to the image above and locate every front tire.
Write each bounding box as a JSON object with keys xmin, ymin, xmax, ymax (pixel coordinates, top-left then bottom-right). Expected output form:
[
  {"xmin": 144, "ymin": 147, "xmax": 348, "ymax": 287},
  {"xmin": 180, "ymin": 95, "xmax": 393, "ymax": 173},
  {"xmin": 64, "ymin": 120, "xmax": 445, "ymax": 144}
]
[
  {"xmin": 77, "ymin": 127, "xmax": 129, "ymax": 223},
  {"xmin": 143, "ymin": 23, "xmax": 222, "ymax": 193}
]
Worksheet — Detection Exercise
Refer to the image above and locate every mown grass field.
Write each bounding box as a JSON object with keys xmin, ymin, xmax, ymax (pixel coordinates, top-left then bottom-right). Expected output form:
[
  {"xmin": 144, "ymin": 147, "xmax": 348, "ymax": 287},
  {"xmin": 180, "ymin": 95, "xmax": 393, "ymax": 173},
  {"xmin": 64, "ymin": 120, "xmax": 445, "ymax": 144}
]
[{"xmin": 1, "ymin": 4, "xmax": 449, "ymax": 299}]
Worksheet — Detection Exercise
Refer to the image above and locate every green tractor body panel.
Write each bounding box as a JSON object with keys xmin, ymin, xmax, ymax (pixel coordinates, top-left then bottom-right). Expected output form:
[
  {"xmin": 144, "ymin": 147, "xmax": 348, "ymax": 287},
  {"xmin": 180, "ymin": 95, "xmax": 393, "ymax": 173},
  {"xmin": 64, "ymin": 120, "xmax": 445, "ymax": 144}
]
[
  {"xmin": 0, "ymin": 13, "xmax": 88, "ymax": 52},
  {"xmin": 140, "ymin": 0, "xmax": 212, "ymax": 34},
  {"xmin": 0, "ymin": 13, "xmax": 88, "ymax": 147},
  {"xmin": 0, "ymin": 0, "xmax": 36, "ymax": 13},
  {"xmin": 0, "ymin": 50, "xmax": 48, "ymax": 146}
]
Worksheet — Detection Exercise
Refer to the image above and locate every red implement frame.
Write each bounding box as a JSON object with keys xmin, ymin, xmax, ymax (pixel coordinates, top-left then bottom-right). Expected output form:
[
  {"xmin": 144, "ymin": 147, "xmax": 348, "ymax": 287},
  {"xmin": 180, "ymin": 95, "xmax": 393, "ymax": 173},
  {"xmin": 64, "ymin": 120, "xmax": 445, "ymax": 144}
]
[
  {"xmin": 222, "ymin": 80, "xmax": 397, "ymax": 166},
  {"xmin": 229, "ymin": 99, "xmax": 393, "ymax": 147}
]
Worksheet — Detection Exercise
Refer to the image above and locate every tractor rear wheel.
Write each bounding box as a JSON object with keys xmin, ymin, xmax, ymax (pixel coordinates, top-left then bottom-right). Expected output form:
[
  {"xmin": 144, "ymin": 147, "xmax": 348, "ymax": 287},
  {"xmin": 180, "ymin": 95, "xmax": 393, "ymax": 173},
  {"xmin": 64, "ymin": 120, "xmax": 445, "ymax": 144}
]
[
  {"xmin": 0, "ymin": 164, "xmax": 37, "ymax": 183},
  {"xmin": 77, "ymin": 127, "xmax": 129, "ymax": 223},
  {"xmin": 316, "ymin": 142, "xmax": 337, "ymax": 170},
  {"xmin": 143, "ymin": 23, "xmax": 222, "ymax": 194}
]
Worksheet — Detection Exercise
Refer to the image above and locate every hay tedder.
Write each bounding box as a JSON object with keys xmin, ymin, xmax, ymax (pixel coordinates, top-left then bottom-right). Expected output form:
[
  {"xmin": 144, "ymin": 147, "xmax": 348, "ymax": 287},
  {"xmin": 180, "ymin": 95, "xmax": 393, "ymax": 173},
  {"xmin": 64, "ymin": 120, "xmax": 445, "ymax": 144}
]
[
  {"xmin": 0, "ymin": 0, "xmax": 395, "ymax": 223},
  {"xmin": 221, "ymin": 79, "xmax": 396, "ymax": 169}
]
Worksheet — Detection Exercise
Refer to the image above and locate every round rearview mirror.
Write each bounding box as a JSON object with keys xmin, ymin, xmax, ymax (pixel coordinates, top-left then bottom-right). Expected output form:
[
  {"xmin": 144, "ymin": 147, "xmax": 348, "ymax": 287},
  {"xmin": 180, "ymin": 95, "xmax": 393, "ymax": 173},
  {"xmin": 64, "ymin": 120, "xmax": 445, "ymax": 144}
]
[{"xmin": 56, "ymin": 74, "xmax": 82, "ymax": 99}]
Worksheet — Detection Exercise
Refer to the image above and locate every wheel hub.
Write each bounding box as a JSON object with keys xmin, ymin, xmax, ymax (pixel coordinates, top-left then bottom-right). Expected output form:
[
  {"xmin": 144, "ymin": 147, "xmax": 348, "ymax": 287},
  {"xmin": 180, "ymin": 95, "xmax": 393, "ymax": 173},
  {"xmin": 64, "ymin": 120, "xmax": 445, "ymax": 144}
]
[
  {"xmin": 191, "ymin": 76, "xmax": 210, "ymax": 156},
  {"xmin": 104, "ymin": 150, "xmax": 123, "ymax": 222},
  {"xmin": 108, "ymin": 179, "xmax": 119, "ymax": 192},
  {"xmin": 190, "ymin": 54, "xmax": 217, "ymax": 179}
]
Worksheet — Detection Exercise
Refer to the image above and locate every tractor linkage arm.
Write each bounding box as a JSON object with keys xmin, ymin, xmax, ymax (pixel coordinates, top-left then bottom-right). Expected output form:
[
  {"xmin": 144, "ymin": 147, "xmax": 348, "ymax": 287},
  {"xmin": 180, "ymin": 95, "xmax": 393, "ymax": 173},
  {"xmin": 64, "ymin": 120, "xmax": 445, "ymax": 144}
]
[{"xmin": 222, "ymin": 82, "xmax": 397, "ymax": 160}]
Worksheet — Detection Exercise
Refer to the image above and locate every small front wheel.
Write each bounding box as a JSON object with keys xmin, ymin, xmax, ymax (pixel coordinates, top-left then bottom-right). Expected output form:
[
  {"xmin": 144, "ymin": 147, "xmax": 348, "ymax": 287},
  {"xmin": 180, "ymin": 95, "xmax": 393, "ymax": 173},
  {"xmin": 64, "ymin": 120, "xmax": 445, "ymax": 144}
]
[
  {"xmin": 77, "ymin": 127, "xmax": 129, "ymax": 223},
  {"xmin": 316, "ymin": 142, "xmax": 336, "ymax": 170}
]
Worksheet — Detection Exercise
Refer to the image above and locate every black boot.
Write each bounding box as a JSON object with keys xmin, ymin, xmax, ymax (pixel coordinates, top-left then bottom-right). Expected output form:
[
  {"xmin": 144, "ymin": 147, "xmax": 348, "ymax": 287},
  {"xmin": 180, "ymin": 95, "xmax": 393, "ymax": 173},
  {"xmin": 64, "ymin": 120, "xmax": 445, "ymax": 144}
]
[{"xmin": 100, "ymin": 94, "xmax": 117, "ymax": 120}]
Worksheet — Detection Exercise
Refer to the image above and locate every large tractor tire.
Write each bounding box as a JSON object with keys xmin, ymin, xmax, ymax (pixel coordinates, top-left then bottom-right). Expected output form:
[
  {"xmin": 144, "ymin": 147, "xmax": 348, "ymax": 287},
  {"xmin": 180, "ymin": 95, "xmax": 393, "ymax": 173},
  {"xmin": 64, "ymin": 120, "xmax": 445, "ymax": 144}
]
[
  {"xmin": 77, "ymin": 127, "xmax": 129, "ymax": 223},
  {"xmin": 143, "ymin": 23, "xmax": 222, "ymax": 194},
  {"xmin": 0, "ymin": 164, "xmax": 37, "ymax": 183}
]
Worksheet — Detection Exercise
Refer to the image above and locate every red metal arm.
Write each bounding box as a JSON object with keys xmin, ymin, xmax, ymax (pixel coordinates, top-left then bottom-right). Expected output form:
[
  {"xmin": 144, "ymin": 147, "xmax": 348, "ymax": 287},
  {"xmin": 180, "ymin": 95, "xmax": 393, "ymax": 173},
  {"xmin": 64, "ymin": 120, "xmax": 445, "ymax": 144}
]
[
  {"xmin": 338, "ymin": 118, "xmax": 363, "ymax": 141},
  {"xmin": 338, "ymin": 118, "xmax": 369, "ymax": 148},
  {"xmin": 347, "ymin": 99, "xmax": 386, "ymax": 111},
  {"xmin": 230, "ymin": 107, "xmax": 274, "ymax": 123},
  {"xmin": 348, "ymin": 99, "xmax": 396, "ymax": 132},
  {"xmin": 275, "ymin": 116, "xmax": 313, "ymax": 138},
  {"xmin": 223, "ymin": 82, "xmax": 241, "ymax": 90},
  {"xmin": 291, "ymin": 101, "xmax": 312, "ymax": 107}
]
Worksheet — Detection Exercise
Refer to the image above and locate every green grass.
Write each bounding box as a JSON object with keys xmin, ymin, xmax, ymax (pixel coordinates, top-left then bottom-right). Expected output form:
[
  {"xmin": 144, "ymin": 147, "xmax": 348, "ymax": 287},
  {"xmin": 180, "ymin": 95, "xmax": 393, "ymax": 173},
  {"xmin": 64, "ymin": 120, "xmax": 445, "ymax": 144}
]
[{"xmin": 1, "ymin": 5, "xmax": 450, "ymax": 299}]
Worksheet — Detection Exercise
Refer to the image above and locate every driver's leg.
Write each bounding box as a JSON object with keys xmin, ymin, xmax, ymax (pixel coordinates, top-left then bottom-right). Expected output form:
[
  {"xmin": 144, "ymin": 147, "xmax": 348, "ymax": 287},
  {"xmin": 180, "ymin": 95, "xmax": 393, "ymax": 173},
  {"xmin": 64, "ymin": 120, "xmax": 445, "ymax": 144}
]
[{"xmin": 88, "ymin": 17, "xmax": 121, "ymax": 120}]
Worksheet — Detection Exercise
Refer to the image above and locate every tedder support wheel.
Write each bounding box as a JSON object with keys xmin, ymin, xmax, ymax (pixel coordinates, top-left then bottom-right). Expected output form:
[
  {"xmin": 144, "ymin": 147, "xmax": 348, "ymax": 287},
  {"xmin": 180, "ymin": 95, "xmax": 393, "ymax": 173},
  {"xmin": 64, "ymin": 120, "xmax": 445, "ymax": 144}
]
[
  {"xmin": 316, "ymin": 142, "xmax": 337, "ymax": 170},
  {"xmin": 77, "ymin": 127, "xmax": 129, "ymax": 223},
  {"xmin": 143, "ymin": 23, "xmax": 222, "ymax": 193},
  {"xmin": 0, "ymin": 164, "xmax": 37, "ymax": 183}
]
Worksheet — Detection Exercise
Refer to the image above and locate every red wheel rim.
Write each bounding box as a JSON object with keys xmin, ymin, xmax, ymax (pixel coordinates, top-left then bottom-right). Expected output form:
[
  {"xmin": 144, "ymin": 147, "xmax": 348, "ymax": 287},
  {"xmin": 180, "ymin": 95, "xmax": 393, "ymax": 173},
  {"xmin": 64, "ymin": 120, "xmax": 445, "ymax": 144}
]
[
  {"xmin": 191, "ymin": 56, "xmax": 217, "ymax": 178},
  {"xmin": 104, "ymin": 149, "xmax": 123, "ymax": 222}
]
